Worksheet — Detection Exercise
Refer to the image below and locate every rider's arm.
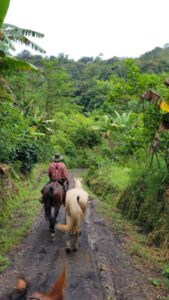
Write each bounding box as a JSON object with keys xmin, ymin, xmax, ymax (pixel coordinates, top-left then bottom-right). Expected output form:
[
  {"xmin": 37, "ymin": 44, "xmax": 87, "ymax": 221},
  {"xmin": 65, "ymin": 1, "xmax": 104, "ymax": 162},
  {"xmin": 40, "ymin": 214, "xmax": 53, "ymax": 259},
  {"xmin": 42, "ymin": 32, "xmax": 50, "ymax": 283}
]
[{"xmin": 62, "ymin": 164, "xmax": 69, "ymax": 183}]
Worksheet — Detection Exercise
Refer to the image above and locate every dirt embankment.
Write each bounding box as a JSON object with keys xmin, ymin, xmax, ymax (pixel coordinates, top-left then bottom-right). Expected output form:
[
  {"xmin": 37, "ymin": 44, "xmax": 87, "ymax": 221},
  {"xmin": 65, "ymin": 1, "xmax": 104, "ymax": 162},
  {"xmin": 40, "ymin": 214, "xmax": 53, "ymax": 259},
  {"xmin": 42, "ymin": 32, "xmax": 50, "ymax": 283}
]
[{"xmin": 0, "ymin": 171, "xmax": 167, "ymax": 300}]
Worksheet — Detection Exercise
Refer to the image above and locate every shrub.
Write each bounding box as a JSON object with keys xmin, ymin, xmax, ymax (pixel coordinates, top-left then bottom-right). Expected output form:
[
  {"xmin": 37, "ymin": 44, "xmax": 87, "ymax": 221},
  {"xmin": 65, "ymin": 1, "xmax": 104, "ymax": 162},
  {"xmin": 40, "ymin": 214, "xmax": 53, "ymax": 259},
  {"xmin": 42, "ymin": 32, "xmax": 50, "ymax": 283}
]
[
  {"xmin": 71, "ymin": 126, "xmax": 101, "ymax": 148},
  {"xmin": 118, "ymin": 163, "xmax": 169, "ymax": 248},
  {"xmin": 11, "ymin": 140, "xmax": 40, "ymax": 173}
]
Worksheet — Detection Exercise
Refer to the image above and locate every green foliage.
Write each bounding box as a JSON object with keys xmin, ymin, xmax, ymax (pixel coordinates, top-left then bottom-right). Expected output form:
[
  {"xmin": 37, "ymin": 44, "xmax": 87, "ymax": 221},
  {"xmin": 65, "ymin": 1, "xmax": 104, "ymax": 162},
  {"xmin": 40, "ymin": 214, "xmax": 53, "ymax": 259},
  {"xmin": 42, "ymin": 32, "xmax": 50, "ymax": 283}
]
[
  {"xmin": 149, "ymin": 277, "xmax": 161, "ymax": 287},
  {"xmin": 0, "ymin": 164, "xmax": 47, "ymax": 270},
  {"xmin": 138, "ymin": 46, "xmax": 169, "ymax": 73},
  {"xmin": 0, "ymin": 255, "xmax": 9, "ymax": 272},
  {"xmin": 85, "ymin": 163, "xmax": 130, "ymax": 231},
  {"xmin": 143, "ymin": 104, "xmax": 162, "ymax": 141},
  {"xmin": 163, "ymin": 265, "xmax": 169, "ymax": 278},
  {"xmin": 118, "ymin": 162, "xmax": 169, "ymax": 248},
  {"xmin": 11, "ymin": 140, "xmax": 40, "ymax": 172},
  {"xmin": 0, "ymin": 102, "xmax": 29, "ymax": 162},
  {"xmin": 2, "ymin": 23, "xmax": 45, "ymax": 52},
  {"xmin": 0, "ymin": 56, "xmax": 38, "ymax": 71},
  {"xmin": 129, "ymin": 243, "xmax": 147, "ymax": 258},
  {"xmin": 1, "ymin": 43, "xmax": 169, "ymax": 253},
  {"xmin": 86, "ymin": 163, "xmax": 130, "ymax": 199},
  {"xmin": 71, "ymin": 126, "xmax": 101, "ymax": 148}
]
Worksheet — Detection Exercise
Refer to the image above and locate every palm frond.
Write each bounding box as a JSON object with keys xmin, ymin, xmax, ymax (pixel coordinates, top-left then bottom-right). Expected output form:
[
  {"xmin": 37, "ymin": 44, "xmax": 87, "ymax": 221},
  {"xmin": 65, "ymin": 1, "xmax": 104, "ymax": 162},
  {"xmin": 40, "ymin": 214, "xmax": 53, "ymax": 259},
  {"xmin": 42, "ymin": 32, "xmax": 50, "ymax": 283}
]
[
  {"xmin": 7, "ymin": 33, "xmax": 46, "ymax": 53},
  {"xmin": 1, "ymin": 23, "xmax": 46, "ymax": 54},
  {"xmin": 0, "ymin": 31, "xmax": 15, "ymax": 50},
  {"xmin": 3, "ymin": 23, "xmax": 44, "ymax": 38}
]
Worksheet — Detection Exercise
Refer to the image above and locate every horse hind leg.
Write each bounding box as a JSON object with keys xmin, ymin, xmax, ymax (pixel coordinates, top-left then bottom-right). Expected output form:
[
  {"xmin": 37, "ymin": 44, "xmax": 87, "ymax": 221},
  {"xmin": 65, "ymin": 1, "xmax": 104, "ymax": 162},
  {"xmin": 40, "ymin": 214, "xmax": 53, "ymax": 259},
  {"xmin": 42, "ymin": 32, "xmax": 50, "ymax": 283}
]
[
  {"xmin": 49, "ymin": 216, "xmax": 56, "ymax": 242},
  {"xmin": 49, "ymin": 200, "xmax": 61, "ymax": 241},
  {"xmin": 51, "ymin": 233, "xmax": 55, "ymax": 242},
  {"xmin": 73, "ymin": 232, "xmax": 80, "ymax": 252},
  {"xmin": 65, "ymin": 233, "xmax": 71, "ymax": 254}
]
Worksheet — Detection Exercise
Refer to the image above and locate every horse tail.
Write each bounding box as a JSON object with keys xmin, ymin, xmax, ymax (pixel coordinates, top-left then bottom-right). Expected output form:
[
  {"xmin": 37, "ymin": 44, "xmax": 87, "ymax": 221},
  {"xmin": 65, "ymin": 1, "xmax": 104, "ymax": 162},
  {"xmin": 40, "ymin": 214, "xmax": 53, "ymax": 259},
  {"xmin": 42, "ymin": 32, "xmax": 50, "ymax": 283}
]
[
  {"xmin": 47, "ymin": 265, "xmax": 67, "ymax": 299},
  {"xmin": 57, "ymin": 220, "xmax": 73, "ymax": 232},
  {"xmin": 57, "ymin": 194, "xmax": 82, "ymax": 232}
]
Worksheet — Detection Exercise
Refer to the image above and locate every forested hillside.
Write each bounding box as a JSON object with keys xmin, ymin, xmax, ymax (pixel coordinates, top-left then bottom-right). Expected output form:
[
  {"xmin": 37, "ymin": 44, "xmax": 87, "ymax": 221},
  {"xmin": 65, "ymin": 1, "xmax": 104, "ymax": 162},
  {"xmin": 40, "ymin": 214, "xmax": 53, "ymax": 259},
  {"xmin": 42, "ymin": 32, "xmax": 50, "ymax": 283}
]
[{"xmin": 138, "ymin": 45, "xmax": 169, "ymax": 73}]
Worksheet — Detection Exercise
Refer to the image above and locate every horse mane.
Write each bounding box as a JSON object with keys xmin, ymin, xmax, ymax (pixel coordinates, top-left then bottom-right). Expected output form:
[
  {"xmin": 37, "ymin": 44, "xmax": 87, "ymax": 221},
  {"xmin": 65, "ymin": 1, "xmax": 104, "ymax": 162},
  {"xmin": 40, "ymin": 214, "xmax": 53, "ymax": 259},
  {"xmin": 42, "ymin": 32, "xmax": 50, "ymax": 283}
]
[
  {"xmin": 47, "ymin": 265, "xmax": 66, "ymax": 299},
  {"xmin": 74, "ymin": 177, "xmax": 83, "ymax": 189},
  {"xmin": 29, "ymin": 266, "xmax": 66, "ymax": 300}
]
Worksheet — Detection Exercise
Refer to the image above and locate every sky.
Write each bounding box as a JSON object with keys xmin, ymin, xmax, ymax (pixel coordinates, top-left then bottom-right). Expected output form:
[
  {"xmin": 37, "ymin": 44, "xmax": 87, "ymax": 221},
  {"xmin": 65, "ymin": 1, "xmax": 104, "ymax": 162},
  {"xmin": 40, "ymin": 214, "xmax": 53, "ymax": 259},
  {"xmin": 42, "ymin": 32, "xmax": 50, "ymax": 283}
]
[{"xmin": 4, "ymin": 0, "xmax": 169, "ymax": 60}]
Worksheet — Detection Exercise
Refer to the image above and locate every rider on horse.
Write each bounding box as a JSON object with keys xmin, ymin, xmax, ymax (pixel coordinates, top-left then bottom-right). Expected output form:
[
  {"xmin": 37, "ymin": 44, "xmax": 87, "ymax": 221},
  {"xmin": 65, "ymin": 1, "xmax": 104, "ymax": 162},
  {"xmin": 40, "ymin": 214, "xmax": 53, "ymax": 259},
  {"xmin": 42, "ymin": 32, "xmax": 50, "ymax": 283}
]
[{"xmin": 40, "ymin": 154, "xmax": 69, "ymax": 203}]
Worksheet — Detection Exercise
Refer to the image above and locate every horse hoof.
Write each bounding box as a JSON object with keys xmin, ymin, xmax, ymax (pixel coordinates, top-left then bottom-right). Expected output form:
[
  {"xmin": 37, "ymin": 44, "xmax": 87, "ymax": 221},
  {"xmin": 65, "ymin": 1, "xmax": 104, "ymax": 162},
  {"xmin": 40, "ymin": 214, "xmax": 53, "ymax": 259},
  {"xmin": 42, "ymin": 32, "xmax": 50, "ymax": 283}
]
[
  {"xmin": 65, "ymin": 247, "xmax": 71, "ymax": 254},
  {"xmin": 51, "ymin": 233, "xmax": 55, "ymax": 242},
  {"xmin": 73, "ymin": 247, "xmax": 78, "ymax": 252}
]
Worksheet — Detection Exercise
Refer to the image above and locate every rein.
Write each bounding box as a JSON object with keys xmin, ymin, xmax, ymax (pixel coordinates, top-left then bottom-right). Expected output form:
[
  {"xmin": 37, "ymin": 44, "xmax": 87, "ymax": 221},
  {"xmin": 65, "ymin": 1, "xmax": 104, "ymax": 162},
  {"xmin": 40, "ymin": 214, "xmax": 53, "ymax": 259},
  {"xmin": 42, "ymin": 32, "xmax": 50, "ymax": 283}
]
[{"xmin": 29, "ymin": 297, "xmax": 42, "ymax": 300}]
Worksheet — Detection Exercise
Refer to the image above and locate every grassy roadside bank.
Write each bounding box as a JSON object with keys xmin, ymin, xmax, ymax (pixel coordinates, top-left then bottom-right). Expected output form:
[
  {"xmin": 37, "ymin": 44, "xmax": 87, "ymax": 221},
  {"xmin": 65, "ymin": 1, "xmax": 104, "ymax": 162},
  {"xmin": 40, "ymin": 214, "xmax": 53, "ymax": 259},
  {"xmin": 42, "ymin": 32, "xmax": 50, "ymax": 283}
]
[
  {"xmin": 0, "ymin": 164, "xmax": 48, "ymax": 272},
  {"xmin": 85, "ymin": 165, "xmax": 169, "ymax": 297}
]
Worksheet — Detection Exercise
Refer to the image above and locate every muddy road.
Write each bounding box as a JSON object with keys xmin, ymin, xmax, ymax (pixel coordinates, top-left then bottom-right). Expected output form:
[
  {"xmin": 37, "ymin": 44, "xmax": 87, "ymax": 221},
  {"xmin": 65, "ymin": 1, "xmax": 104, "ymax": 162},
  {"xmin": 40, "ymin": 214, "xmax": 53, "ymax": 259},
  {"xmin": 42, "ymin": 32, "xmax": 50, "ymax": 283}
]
[{"xmin": 0, "ymin": 170, "xmax": 166, "ymax": 299}]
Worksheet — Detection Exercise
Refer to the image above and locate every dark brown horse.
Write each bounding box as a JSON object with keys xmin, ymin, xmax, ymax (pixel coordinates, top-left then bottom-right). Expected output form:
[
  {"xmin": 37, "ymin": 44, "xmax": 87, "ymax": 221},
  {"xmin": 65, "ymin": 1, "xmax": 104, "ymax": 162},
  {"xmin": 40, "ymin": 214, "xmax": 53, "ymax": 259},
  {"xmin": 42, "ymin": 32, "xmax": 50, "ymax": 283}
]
[{"xmin": 42, "ymin": 181, "xmax": 66, "ymax": 241}]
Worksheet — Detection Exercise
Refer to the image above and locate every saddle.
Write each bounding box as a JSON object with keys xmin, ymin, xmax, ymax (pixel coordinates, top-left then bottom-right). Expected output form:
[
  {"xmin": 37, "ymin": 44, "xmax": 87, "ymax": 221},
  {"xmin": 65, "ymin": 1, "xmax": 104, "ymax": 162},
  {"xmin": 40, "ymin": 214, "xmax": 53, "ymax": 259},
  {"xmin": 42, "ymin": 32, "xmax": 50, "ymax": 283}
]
[{"xmin": 50, "ymin": 179, "xmax": 67, "ymax": 193}]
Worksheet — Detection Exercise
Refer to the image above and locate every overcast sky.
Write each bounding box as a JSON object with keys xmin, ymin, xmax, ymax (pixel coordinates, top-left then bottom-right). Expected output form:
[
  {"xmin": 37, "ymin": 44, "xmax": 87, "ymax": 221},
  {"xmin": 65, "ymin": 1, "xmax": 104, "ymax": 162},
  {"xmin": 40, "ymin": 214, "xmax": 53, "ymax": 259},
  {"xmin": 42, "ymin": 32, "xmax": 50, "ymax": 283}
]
[{"xmin": 4, "ymin": 0, "xmax": 169, "ymax": 60}]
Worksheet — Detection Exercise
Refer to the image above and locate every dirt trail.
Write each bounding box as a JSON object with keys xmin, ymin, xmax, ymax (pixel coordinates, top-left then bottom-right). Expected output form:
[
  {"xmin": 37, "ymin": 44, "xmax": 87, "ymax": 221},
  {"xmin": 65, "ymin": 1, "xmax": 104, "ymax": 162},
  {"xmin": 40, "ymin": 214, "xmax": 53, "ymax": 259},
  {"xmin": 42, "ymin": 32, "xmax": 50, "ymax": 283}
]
[{"xmin": 0, "ymin": 170, "xmax": 166, "ymax": 299}]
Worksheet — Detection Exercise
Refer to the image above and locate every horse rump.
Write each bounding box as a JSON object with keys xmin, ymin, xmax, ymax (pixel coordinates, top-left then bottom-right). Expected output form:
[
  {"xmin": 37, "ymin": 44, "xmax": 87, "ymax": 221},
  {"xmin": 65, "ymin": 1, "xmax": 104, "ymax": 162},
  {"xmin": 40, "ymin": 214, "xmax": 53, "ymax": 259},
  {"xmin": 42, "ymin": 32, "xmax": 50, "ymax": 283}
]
[{"xmin": 57, "ymin": 193, "xmax": 83, "ymax": 233}]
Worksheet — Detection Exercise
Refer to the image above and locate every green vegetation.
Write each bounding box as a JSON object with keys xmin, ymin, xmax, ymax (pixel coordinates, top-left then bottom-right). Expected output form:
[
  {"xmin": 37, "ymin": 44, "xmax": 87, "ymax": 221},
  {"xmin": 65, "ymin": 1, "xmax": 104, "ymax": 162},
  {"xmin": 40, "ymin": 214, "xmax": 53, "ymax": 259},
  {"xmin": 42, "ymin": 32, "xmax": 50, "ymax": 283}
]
[
  {"xmin": 0, "ymin": 164, "xmax": 47, "ymax": 271},
  {"xmin": 86, "ymin": 164, "xmax": 130, "ymax": 231},
  {"xmin": 1, "ymin": 50, "xmax": 169, "ymax": 251},
  {"xmin": 1, "ymin": 1, "xmax": 169, "ymax": 276},
  {"xmin": 0, "ymin": 0, "xmax": 10, "ymax": 28},
  {"xmin": 118, "ymin": 162, "xmax": 169, "ymax": 248}
]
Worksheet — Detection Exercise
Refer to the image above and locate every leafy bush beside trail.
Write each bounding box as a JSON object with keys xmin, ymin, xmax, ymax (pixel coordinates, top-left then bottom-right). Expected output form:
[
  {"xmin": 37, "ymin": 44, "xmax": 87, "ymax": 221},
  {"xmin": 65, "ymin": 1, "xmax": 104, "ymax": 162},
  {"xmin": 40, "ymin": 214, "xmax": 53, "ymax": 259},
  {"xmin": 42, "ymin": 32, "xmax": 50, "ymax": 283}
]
[
  {"xmin": 118, "ymin": 163, "xmax": 169, "ymax": 249},
  {"xmin": 86, "ymin": 163, "xmax": 130, "ymax": 205},
  {"xmin": 86, "ymin": 159, "xmax": 169, "ymax": 250}
]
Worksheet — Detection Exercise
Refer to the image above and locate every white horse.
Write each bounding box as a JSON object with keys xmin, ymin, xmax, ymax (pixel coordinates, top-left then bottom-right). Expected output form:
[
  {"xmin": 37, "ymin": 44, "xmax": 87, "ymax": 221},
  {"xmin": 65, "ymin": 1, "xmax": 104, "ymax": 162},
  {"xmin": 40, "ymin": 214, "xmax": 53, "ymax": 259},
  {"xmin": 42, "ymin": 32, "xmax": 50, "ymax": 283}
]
[{"xmin": 57, "ymin": 177, "xmax": 88, "ymax": 253}]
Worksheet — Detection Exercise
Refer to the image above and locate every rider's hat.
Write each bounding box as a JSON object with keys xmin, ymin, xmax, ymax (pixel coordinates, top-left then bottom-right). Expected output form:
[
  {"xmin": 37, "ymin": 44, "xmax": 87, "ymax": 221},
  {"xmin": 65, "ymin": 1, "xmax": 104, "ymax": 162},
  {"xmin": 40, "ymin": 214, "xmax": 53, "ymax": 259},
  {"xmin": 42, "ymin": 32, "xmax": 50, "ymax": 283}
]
[{"xmin": 53, "ymin": 154, "xmax": 63, "ymax": 162}]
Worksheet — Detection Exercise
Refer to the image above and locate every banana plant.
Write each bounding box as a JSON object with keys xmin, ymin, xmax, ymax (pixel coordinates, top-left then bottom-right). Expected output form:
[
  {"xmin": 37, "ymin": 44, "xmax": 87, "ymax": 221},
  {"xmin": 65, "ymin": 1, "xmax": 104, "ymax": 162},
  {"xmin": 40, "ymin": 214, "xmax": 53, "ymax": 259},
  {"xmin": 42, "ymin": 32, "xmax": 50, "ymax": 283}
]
[
  {"xmin": 0, "ymin": 0, "xmax": 45, "ymax": 71},
  {"xmin": 0, "ymin": 24, "xmax": 45, "ymax": 71},
  {"xmin": 0, "ymin": 56, "xmax": 38, "ymax": 71},
  {"xmin": 91, "ymin": 114, "xmax": 114, "ymax": 138},
  {"xmin": 0, "ymin": 0, "xmax": 10, "ymax": 29},
  {"xmin": 29, "ymin": 109, "xmax": 55, "ymax": 138},
  {"xmin": 1, "ymin": 23, "xmax": 45, "ymax": 54},
  {"xmin": 111, "ymin": 111, "xmax": 132, "ymax": 129}
]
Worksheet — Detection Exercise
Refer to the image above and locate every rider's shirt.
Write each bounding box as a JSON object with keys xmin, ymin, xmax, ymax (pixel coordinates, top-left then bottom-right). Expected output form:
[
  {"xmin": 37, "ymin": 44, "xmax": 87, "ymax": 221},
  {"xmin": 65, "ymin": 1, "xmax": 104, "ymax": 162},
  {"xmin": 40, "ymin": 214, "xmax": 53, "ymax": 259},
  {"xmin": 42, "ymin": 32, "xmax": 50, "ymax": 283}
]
[{"xmin": 48, "ymin": 162, "xmax": 69, "ymax": 181}]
